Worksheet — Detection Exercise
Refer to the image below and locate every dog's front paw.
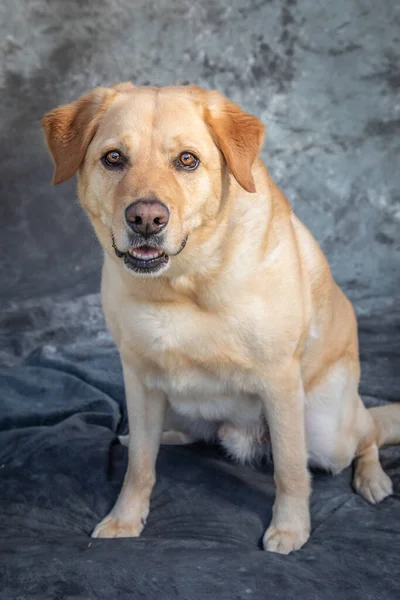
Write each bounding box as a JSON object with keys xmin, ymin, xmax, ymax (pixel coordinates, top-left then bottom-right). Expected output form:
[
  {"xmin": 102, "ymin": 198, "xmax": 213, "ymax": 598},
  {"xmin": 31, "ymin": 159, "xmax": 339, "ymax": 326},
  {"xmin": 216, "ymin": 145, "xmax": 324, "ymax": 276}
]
[
  {"xmin": 91, "ymin": 508, "xmax": 148, "ymax": 539},
  {"xmin": 263, "ymin": 524, "xmax": 309, "ymax": 554}
]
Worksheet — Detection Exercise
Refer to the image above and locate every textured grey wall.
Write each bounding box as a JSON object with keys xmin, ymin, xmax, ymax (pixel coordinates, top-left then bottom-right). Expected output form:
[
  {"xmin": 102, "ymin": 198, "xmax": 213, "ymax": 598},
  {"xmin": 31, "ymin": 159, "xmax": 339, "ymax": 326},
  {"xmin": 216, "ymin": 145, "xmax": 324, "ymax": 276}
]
[{"xmin": 1, "ymin": 0, "xmax": 399, "ymax": 313}]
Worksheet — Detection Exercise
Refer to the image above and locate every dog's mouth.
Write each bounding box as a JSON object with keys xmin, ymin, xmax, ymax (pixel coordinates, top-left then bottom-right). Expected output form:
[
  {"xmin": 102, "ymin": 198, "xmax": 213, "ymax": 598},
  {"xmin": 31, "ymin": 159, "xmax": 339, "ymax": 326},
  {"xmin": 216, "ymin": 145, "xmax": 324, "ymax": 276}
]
[
  {"xmin": 125, "ymin": 245, "xmax": 169, "ymax": 272},
  {"xmin": 111, "ymin": 235, "xmax": 187, "ymax": 275}
]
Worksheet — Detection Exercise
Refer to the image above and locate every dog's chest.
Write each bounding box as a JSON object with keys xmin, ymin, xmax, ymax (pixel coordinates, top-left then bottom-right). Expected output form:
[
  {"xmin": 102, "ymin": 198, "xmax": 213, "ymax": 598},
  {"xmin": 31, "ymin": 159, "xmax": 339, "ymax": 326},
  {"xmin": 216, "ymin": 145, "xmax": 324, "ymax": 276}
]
[
  {"xmin": 123, "ymin": 300, "xmax": 265, "ymax": 423},
  {"xmin": 131, "ymin": 301, "xmax": 263, "ymax": 371}
]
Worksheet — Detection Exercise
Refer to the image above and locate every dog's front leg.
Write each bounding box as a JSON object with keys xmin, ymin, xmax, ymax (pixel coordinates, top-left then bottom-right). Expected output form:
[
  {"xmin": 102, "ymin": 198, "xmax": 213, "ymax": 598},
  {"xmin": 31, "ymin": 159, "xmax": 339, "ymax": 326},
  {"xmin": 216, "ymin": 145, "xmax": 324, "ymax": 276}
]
[
  {"xmin": 92, "ymin": 359, "xmax": 166, "ymax": 538},
  {"xmin": 261, "ymin": 363, "xmax": 311, "ymax": 554}
]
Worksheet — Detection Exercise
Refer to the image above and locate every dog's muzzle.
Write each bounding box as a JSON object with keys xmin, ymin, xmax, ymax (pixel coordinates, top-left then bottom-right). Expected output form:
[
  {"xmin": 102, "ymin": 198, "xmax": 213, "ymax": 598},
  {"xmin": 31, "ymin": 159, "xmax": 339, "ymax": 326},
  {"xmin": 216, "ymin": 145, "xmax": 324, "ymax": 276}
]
[{"xmin": 111, "ymin": 234, "xmax": 187, "ymax": 275}]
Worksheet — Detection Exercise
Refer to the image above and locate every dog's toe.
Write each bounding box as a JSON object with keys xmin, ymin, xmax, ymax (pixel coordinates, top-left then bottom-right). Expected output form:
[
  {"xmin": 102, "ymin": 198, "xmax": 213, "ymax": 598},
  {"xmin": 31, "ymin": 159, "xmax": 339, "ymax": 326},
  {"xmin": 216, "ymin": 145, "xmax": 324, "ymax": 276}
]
[
  {"xmin": 263, "ymin": 525, "xmax": 309, "ymax": 555},
  {"xmin": 91, "ymin": 512, "xmax": 146, "ymax": 539}
]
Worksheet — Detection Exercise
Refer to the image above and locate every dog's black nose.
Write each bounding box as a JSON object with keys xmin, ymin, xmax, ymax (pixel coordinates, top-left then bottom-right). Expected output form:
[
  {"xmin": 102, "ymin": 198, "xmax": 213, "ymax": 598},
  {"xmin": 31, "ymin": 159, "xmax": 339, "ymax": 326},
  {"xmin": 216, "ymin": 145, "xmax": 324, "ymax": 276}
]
[{"xmin": 125, "ymin": 199, "xmax": 169, "ymax": 237}]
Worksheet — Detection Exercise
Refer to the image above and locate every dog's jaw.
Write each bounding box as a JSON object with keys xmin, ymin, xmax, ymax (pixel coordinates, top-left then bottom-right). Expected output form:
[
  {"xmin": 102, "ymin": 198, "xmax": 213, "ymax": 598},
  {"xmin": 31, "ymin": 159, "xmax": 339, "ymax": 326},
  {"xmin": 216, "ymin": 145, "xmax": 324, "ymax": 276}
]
[{"xmin": 111, "ymin": 233, "xmax": 187, "ymax": 277}]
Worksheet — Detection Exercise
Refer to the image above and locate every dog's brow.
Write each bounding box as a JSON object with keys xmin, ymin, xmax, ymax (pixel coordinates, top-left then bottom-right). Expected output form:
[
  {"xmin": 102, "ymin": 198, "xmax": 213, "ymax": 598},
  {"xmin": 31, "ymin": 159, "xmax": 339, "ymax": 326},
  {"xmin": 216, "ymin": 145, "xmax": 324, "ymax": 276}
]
[
  {"xmin": 97, "ymin": 137, "xmax": 132, "ymax": 156},
  {"xmin": 168, "ymin": 135, "xmax": 203, "ymax": 153},
  {"xmin": 100, "ymin": 138, "xmax": 124, "ymax": 149}
]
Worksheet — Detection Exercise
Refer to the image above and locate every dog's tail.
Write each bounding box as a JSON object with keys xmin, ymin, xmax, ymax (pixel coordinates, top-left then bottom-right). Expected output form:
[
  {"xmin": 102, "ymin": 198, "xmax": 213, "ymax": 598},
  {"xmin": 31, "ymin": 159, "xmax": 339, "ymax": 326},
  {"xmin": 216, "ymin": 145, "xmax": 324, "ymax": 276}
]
[{"xmin": 369, "ymin": 404, "xmax": 400, "ymax": 447}]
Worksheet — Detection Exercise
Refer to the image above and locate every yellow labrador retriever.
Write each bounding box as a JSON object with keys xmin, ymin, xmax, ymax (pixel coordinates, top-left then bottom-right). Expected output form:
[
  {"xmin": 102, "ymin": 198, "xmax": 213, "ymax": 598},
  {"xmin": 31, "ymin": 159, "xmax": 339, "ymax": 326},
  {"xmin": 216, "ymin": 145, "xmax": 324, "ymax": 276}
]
[{"xmin": 42, "ymin": 83, "xmax": 400, "ymax": 554}]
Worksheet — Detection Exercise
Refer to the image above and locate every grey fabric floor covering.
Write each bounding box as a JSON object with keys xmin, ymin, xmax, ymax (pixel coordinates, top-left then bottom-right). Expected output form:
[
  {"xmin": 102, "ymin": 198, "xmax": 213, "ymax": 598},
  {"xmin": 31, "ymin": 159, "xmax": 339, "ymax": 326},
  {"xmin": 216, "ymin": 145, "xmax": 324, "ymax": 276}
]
[
  {"xmin": 0, "ymin": 295, "xmax": 399, "ymax": 599},
  {"xmin": 1, "ymin": 0, "xmax": 399, "ymax": 597}
]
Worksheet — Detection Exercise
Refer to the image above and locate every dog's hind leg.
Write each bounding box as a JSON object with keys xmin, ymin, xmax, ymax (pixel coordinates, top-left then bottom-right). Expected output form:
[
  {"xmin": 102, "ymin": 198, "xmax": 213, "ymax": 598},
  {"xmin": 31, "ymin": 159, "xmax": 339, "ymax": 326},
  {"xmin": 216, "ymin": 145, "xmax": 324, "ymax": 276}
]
[
  {"xmin": 306, "ymin": 361, "xmax": 395, "ymax": 504},
  {"xmin": 353, "ymin": 441, "xmax": 393, "ymax": 504},
  {"xmin": 120, "ymin": 407, "xmax": 219, "ymax": 448},
  {"xmin": 161, "ymin": 430, "xmax": 199, "ymax": 444},
  {"xmin": 353, "ymin": 403, "xmax": 400, "ymax": 504}
]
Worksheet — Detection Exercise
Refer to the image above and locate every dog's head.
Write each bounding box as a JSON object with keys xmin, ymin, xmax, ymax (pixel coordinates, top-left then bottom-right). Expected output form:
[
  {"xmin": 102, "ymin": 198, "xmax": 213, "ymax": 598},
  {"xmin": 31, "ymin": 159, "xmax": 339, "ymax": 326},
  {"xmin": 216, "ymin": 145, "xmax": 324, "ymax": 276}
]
[{"xmin": 42, "ymin": 83, "xmax": 264, "ymax": 277}]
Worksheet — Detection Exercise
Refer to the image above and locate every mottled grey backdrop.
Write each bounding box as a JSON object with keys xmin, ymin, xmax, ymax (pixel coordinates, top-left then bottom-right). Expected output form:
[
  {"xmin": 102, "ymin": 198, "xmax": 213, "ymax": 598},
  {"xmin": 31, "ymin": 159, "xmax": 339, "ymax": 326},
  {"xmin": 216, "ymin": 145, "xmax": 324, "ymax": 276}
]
[
  {"xmin": 1, "ymin": 3, "xmax": 400, "ymax": 598},
  {"xmin": 1, "ymin": 0, "xmax": 399, "ymax": 317}
]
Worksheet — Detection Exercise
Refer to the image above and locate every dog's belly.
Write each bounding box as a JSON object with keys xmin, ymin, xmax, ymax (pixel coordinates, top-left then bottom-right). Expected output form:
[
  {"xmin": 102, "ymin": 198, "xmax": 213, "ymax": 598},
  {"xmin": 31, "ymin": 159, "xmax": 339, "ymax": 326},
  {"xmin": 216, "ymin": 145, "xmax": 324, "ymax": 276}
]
[
  {"xmin": 145, "ymin": 367, "xmax": 262, "ymax": 426},
  {"xmin": 168, "ymin": 391, "xmax": 262, "ymax": 425}
]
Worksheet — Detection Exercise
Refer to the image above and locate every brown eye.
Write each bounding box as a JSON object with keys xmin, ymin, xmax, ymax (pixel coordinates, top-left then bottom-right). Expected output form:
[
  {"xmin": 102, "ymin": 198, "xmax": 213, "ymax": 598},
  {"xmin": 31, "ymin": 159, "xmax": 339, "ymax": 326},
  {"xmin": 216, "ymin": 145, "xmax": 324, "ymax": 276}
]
[
  {"xmin": 102, "ymin": 150, "xmax": 124, "ymax": 168},
  {"xmin": 176, "ymin": 151, "xmax": 200, "ymax": 170}
]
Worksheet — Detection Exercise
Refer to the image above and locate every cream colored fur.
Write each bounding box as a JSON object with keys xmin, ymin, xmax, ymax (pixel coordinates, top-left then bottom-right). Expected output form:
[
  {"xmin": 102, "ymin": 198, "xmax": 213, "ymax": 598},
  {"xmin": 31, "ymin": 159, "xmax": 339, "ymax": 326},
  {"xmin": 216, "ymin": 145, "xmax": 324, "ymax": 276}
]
[{"xmin": 42, "ymin": 83, "xmax": 400, "ymax": 554}]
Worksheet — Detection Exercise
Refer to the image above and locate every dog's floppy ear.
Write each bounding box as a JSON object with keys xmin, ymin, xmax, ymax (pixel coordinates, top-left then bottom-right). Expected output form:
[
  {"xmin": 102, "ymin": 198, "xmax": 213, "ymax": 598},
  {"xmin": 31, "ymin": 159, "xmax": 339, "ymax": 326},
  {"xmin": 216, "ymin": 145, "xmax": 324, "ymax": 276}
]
[
  {"xmin": 204, "ymin": 91, "xmax": 265, "ymax": 193},
  {"xmin": 41, "ymin": 87, "xmax": 116, "ymax": 185}
]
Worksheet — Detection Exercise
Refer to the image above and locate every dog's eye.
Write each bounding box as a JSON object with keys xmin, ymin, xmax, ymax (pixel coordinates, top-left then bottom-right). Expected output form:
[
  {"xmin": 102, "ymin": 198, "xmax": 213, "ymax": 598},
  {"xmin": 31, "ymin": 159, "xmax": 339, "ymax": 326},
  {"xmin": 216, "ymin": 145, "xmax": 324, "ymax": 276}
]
[
  {"xmin": 175, "ymin": 152, "xmax": 200, "ymax": 171},
  {"xmin": 102, "ymin": 150, "xmax": 125, "ymax": 168}
]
